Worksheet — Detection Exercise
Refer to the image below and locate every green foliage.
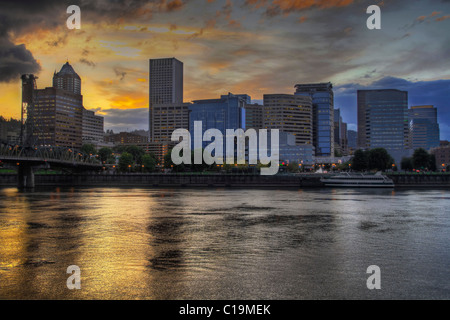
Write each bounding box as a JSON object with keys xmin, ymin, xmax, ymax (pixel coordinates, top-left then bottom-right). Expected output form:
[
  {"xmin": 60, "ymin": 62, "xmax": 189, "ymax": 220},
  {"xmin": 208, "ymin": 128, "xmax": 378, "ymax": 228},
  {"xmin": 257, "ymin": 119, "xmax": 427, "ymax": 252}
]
[
  {"xmin": 163, "ymin": 148, "xmax": 211, "ymax": 172},
  {"xmin": 412, "ymin": 148, "xmax": 430, "ymax": 169},
  {"xmin": 164, "ymin": 148, "xmax": 174, "ymax": 169},
  {"xmin": 366, "ymin": 148, "xmax": 392, "ymax": 171},
  {"xmin": 141, "ymin": 154, "xmax": 157, "ymax": 172},
  {"xmin": 123, "ymin": 145, "xmax": 145, "ymax": 164},
  {"xmin": 334, "ymin": 149, "xmax": 342, "ymax": 157},
  {"xmin": 287, "ymin": 161, "xmax": 299, "ymax": 173},
  {"xmin": 118, "ymin": 152, "xmax": 134, "ymax": 172},
  {"xmin": 81, "ymin": 144, "xmax": 96, "ymax": 156},
  {"xmin": 98, "ymin": 147, "xmax": 113, "ymax": 164},
  {"xmin": 428, "ymin": 154, "xmax": 437, "ymax": 172},
  {"xmin": 401, "ymin": 157, "xmax": 413, "ymax": 171},
  {"xmin": 351, "ymin": 148, "xmax": 393, "ymax": 172},
  {"xmin": 351, "ymin": 149, "xmax": 368, "ymax": 171}
]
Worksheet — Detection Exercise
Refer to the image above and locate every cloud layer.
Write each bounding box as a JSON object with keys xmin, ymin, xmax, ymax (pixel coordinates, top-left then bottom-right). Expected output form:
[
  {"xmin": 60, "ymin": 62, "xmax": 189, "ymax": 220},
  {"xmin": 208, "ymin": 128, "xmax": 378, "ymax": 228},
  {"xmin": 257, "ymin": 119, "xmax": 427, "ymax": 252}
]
[{"xmin": 1, "ymin": 0, "xmax": 449, "ymax": 139}]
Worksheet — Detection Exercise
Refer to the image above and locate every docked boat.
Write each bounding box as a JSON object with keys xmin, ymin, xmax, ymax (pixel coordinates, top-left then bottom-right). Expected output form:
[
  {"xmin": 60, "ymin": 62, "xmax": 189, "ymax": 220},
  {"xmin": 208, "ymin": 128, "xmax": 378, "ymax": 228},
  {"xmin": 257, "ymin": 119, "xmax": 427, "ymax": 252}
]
[{"xmin": 320, "ymin": 172, "xmax": 394, "ymax": 188}]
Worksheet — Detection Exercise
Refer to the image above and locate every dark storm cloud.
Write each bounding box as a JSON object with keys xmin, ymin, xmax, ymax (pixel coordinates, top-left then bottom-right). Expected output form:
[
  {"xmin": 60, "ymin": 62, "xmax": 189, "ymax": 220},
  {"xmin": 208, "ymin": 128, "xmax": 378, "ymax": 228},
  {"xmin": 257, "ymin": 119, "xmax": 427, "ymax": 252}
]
[{"xmin": 0, "ymin": 39, "xmax": 41, "ymax": 82}]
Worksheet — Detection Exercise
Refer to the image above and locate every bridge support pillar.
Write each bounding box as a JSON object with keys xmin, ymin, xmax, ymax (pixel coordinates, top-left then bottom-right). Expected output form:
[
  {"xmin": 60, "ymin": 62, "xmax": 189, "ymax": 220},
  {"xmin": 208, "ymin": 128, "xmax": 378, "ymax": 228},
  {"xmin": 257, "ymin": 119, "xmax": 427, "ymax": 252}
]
[{"xmin": 18, "ymin": 164, "xmax": 35, "ymax": 189}]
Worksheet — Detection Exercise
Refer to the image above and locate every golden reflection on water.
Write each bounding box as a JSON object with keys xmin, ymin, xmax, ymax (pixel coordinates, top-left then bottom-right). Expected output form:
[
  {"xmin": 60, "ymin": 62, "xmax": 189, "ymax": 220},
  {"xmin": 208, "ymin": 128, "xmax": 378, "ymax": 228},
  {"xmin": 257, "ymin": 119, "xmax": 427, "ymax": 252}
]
[{"xmin": 0, "ymin": 187, "xmax": 448, "ymax": 299}]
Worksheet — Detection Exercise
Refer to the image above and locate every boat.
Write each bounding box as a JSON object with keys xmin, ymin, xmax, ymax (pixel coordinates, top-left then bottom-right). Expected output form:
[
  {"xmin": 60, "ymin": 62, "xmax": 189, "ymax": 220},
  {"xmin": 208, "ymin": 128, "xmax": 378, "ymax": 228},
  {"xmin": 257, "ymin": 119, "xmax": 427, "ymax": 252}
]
[{"xmin": 320, "ymin": 172, "xmax": 394, "ymax": 188}]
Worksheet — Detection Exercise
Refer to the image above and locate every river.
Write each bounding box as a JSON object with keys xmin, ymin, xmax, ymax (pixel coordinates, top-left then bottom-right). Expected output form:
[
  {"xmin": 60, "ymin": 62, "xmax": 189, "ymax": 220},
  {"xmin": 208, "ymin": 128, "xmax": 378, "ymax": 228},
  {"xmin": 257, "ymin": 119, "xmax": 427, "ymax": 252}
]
[{"xmin": 0, "ymin": 187, "xmax": 449, "ymax": 299}]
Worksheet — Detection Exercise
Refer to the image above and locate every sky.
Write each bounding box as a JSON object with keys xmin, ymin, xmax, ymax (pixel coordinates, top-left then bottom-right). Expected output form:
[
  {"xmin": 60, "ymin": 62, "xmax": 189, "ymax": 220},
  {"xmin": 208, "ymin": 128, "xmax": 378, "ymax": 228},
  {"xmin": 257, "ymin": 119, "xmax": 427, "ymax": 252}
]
[{"xmin": 0, "ymin": 0, "xmax": 449, "ymax": 139}]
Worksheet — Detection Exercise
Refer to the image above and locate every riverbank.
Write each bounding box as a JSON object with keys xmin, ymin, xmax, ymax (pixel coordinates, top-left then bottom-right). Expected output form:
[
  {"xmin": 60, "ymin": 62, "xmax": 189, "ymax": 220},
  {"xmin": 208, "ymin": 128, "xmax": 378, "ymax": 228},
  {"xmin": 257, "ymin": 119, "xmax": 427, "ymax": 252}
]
[{"xmin": 1, "ymin": 173, "xmax": 449, "ymax": 188}]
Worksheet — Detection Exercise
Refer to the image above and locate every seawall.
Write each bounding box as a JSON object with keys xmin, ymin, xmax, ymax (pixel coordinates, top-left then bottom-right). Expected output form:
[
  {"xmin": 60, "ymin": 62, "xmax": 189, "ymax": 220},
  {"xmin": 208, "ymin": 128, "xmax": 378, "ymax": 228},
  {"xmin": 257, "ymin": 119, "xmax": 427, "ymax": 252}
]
[
  {"xmin": 387, "ymin": 174, "xmax": 450, "ymax": 188},
  {"xmin": 0, "ymin": 173, "xmax": 325, "ymax": 188},
  {"xmin": 1, "ymin": 173, "xmax": 449, "ymax": 188}
]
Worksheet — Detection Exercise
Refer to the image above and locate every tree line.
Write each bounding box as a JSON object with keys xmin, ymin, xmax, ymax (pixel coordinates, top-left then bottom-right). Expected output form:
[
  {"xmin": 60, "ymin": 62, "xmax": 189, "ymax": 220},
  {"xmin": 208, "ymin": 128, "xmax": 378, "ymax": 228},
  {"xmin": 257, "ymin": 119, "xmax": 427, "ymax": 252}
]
[
  {"xmin": 351, "ymin": 147, "xmax": 438, "ymax": 172},
  {"xmin": 81, "ymin": 144, "xmax": 157, "ymax": 172}
]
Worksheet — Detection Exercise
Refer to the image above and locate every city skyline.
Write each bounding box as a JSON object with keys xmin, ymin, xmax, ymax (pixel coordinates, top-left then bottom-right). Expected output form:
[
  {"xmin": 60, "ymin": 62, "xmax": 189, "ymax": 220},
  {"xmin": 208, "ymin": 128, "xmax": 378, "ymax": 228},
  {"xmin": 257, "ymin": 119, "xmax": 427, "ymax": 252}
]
[{"xmin": 0, "ymin": 0, "xmax": 449, "ymax": 139}]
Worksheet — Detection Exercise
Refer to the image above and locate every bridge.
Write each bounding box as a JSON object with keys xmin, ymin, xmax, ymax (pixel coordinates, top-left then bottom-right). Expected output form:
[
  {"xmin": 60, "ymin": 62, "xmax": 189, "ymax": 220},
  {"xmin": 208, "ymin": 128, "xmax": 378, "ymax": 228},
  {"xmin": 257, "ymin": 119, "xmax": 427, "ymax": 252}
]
[
  {"xmin": 0, "ymin": 140, "xmax": 102, "ymax": 188},
  {"xmin": 0, "ymin": 74, "xmax": 102, "ymax": 188}
]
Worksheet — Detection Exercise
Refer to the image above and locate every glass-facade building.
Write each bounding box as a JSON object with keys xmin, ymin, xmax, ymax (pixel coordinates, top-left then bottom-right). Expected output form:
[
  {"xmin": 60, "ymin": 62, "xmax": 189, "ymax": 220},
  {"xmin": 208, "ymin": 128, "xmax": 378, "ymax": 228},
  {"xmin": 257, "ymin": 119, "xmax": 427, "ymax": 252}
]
[
  {"xmin": 189, "ymin": 93, "xmax": 246, "ymax": 150},
  {"xmin": 409, "ymin": 105, "xmax": 440, "ymax": 151},
  {"xmin": 294, "ymin": 83, "xmax": 334, "ymax": 158},
  {"xmin": 357, "ymin": 89, "xmax": 410, "ymax": 164}
]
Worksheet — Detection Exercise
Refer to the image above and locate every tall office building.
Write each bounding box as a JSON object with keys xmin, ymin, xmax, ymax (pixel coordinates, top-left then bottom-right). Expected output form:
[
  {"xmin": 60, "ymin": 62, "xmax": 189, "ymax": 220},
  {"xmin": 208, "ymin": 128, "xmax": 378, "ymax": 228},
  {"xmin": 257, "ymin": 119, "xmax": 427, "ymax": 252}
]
[
  {"xmin": 149, "ymin": 58, "xmax": 183, "ymax": 105},
  {"xmin": 32, "ymin": 86, "xmax": 83, "ymax": 149},
  {"xmin": 23, "ymin": 62, "xmax": 101, "ymax": 150},
  {"xmin": 347, "ymin": 129, "xmax": 357, "ymax": 153},
  {"xmin": 409, "ymin": 105, "xmax": 440, "ymax": 150},
  {"xmin": 294, "ymin": 82, "xmax": 334, "ymax": 158},
  {"xmin": 149, "ymin": 58, "xmax": 184, "ymax": 141},
  {"xmin": 189, "ymin": 93, "xmax": 246, "ymax": 150},
  {"xmin": 357, "ymin": 89, "xmax": 409, "ymax": 163},
  {"xmin": 53, "ymin": 62, "xmax": 81, "ymax": 95},
  {"xmin": 244, "ymin": 103, "xmax": 264, "ymax": 130},
  {"xmin": 225, "ymin": 94, "xmax": 251, "ymax": 104},
  {"xmin": 263, "ymin": 94, "xmax": 313, "ymax": 146},
  {"xmin": 82, "ymin": 107, "xmax": 104, "ymax": 146},
  {"xmin": 151, "ymin": 103, "xmax": 191, "ymax": 143},
  {"xmin": 334, "ymin": 109, "xmax": 342, "ymax": 153},
  {"xmin": 333, "ymin": 109, "xmax": 348, "ymax": 155}
]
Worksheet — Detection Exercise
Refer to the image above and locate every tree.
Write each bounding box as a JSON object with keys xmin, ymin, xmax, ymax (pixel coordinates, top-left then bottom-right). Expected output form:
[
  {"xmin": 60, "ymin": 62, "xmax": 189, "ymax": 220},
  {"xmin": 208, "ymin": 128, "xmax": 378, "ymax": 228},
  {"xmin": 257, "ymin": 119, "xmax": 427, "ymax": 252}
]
[
  {"xmin": 81, "ymin": 144, "xmax": 96, "ymax": 156},
  {"xmin": 428, "ymin": 154, "xmax": 437, "ymax": 172},
  {"xmin": 124, "ymin": 145, "xmax": 145, "ymax": 164},
  {"xmin": 367, "ymin": 148, "xmax": 391, "ymax": 171},
  {"xmin": 412, "ymin": 148, "xmax": 430, "ymax": 170},
  {"xmin": 118, "ymin": 152, "xmax": 134, "ymax": 172},
  {"xmin": 287, "ymin": 161, "xmax": 299, "ymax": 173},
  {"xmin": 352, "ymin": 149, "xmax": 367, "ymax": 171},
  {"xmin": 98, "ymin": 147, "xmax": 113, "ymax": 163},
  {"xmin": 141, "ymin": 154, "xmax": 157, "ymax": 172},
  {"xmin": 164, "ymin": 149, "xmax": 174, "ymax": 168},
  {"xmin": 401, "ymin": 157, "xmax": 413, "ymax": 171}
]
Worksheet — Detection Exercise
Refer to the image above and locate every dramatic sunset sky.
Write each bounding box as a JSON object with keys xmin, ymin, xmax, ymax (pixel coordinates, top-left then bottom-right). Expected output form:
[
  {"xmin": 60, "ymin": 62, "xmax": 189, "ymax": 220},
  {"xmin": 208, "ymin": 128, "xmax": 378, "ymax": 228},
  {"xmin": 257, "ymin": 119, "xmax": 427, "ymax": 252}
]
[{"xmin": 1, "ymin": 0, "xmax": 449, "ymax": 138}]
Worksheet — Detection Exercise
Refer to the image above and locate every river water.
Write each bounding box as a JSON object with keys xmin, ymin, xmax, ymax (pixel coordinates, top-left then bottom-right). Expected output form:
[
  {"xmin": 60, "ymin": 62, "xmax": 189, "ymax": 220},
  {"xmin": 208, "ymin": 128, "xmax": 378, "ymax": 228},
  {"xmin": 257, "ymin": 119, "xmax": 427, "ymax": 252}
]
[{"xmin": 0, "ymin": 187, "xmax": 449, "ymax": 299}]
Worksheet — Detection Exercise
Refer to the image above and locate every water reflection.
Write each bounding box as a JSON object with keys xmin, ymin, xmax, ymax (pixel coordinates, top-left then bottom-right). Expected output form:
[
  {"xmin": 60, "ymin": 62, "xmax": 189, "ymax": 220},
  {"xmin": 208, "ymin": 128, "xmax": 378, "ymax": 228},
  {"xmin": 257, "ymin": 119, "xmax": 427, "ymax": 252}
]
[{"xmin": 0, "ymin": 187, "xmax": 449, "ymax": 299}]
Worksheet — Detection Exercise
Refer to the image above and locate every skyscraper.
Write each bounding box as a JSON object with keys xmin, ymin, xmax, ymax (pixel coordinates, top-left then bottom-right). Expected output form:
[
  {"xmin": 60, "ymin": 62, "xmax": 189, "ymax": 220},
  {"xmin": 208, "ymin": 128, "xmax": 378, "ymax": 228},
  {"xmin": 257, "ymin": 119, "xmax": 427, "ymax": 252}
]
[
  {"xmin": 334, "ymin": 109, "xmax": 342, "ymax": 153},
  {"xmin": 294, "ymin": 82, "xmax": 334, "ymax": 158},
  {"xmin": 149, "ymin": 58, "xmax": 184, "ymax": 141},
  {"xmin": 33, "ymin": 86, "xmax": 83, "ymax": 149},
  {"xmin": 347, "ymin": 129, "xmax": 357, "ymax": 151},
  {"xmin": 151, "ymin": 103, "xmax": 191, "ymax": 143},
  {"xmin": 189, "ymin": 93, "xmax": 246, "ymax": 150},
  {"xmin": 263, "ymin": 94, "xmax": 313, "ymax": 146},
  {"xmin": 82, "ymin": 107, "xmax": 104, "ymax": 146},
  {"xmin": 244, "ymin": 103, "xmax": 264, "ymax": 130},
  {"xmin": 23, "ymin": 62, "xmax": 99, "ymax": 149},
  {"xmin": 357, "ymin": 89, "xmax": 409, "ymax": 163},
  {"xmin": 53, "ymin": 62, "xmax": 81, "ymax": 95},
  {"xmin": 409, "ymin": 105, "xmax": 440, "ymax": 150}
]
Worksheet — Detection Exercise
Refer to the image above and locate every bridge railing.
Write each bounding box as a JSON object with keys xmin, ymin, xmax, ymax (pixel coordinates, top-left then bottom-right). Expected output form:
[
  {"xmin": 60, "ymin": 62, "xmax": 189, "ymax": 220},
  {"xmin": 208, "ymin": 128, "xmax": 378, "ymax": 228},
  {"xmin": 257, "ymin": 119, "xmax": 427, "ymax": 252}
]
[{"xmin": 0, "ymin": 142, "xmax": 101, "ymax": 165}]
